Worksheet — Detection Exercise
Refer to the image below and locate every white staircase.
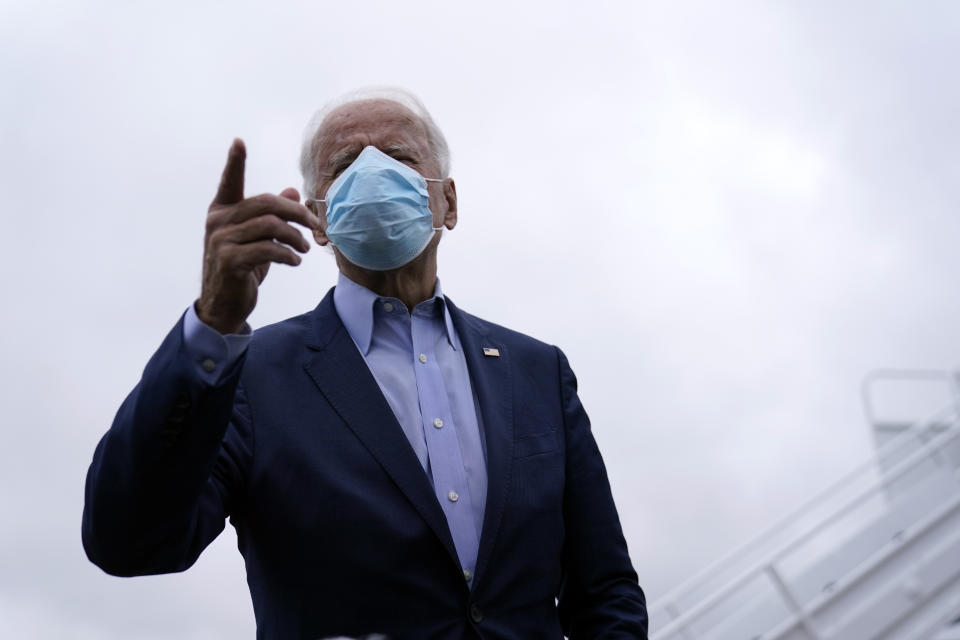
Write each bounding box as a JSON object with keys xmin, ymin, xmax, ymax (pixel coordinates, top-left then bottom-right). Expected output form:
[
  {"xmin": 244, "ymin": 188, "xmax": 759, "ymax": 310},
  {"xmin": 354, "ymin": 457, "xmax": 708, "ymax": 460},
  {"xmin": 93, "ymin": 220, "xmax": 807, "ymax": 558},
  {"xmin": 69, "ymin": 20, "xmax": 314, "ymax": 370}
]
[{"xmin": 649, "ymin": 370, "xmax": 960, "ymax": 640}]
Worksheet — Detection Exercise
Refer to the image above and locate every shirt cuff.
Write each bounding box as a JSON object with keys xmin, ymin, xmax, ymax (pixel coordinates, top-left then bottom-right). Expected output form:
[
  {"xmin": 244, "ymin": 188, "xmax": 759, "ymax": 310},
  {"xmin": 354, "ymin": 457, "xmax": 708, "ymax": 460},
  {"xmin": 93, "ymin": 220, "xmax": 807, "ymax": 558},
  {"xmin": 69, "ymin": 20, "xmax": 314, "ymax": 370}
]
[{"xmin": 182, "ymin": 303, "xmax": 252, "ymax": 385}]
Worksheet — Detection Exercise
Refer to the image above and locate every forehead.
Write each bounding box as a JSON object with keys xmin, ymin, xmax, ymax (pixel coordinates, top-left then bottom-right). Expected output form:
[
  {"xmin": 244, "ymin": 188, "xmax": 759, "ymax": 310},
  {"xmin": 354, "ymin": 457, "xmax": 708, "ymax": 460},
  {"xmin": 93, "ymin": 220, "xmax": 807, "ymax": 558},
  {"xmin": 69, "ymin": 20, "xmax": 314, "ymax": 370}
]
[{"xmin": 314, "ymin": 99, "xmax": 430, "ymax": 160}]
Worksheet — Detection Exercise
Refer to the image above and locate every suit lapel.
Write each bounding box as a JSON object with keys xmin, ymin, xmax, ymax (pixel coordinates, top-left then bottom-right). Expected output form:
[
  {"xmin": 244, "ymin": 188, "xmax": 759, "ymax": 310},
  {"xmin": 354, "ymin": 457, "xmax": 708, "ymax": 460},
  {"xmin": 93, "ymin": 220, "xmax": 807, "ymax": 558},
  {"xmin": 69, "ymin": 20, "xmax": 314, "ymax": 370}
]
[
  {"xmin": 446, "ymin": 298, "xmax": 515, "ymax": 589},
  {"xmin": 304, "ymin": 290, "xmax": 460, "ymax": 569}
]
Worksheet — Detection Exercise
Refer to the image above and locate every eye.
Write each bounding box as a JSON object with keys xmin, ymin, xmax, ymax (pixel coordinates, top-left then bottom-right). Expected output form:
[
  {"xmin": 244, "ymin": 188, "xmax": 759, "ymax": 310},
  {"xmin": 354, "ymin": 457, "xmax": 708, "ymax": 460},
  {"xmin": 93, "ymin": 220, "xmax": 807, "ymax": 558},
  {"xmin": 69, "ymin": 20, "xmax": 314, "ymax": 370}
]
[
  {"xmin": 391, "ymin": 153, "xmax": 417, "ymax": 166},
  {"xmin": 326, "ymin": 151, "xmax": 360, "ymax": 178}
]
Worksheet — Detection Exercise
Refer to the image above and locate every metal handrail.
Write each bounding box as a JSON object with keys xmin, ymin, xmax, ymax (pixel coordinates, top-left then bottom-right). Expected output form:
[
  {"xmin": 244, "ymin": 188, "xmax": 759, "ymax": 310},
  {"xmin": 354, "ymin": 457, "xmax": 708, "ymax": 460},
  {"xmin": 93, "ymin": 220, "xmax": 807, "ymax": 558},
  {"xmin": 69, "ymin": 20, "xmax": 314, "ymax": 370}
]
[
  {"xmin": 650, "ymin": 401, "xmax": 958, "ymax": 624},
  {"xmin": 652, "ymin": 404, "xmax": 960, "ymax": 637},
  {"xmin": 764, "ymin": 491, "xmax": 960, "ymax": 640},
  {"xmin": 655, "ymin": 419, "xmax": 960, "ymax": 637}
]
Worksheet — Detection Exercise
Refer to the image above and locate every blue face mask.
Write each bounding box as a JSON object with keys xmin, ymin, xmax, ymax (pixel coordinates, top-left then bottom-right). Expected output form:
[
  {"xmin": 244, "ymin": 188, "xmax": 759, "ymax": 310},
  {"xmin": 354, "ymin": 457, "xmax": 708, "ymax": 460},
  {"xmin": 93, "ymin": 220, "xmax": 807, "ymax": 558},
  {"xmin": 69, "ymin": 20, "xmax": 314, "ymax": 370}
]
[{"xmin": 313, "ymin": 146, "xmax": 445, "ymax": 271}]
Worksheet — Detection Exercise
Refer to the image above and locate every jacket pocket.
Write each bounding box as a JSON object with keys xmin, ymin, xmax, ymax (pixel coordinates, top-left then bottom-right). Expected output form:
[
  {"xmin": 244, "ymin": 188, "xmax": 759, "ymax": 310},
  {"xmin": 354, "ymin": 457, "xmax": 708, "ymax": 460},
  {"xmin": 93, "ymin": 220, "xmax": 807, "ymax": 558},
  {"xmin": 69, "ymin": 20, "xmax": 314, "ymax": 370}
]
[{"xmin": 515, "ymin": 430, "xmax": 559, "ymax": 458}]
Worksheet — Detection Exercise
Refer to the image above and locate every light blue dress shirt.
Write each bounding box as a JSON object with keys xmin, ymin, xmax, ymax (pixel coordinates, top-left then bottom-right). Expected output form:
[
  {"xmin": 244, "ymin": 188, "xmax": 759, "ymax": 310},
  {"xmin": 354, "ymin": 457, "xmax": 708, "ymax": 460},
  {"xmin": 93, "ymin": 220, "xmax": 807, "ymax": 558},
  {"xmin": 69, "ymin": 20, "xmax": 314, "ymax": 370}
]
[{"xmin": 182, "ymin": 274, "xmax": 488, "ymax": 582}]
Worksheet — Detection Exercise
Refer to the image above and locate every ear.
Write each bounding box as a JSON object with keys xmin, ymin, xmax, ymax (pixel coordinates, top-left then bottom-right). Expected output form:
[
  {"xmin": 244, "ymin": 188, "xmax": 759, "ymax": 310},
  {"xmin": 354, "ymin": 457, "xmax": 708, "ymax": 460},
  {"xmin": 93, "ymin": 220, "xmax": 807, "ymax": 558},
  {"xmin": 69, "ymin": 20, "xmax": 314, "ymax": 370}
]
[
  {"xmin": 442, "ymin": 178, "xmax": 458, "ymax": 230},
  {"xmin": 306, "ymin": 200, "xmax": 330, "ymax": 246},
  {"xmin": 313, "ymin": 226, "xmax": 330, "ymax": 246}
]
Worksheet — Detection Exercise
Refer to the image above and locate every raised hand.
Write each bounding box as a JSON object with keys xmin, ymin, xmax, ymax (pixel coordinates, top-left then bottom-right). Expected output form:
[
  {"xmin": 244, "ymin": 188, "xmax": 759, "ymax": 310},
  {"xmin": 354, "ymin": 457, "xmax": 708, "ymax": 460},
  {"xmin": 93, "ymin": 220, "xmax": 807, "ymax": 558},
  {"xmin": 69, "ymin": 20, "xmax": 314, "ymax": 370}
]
[{"xmin": 196, "ymin": 139, "xmax": 320, "ymax": 334}]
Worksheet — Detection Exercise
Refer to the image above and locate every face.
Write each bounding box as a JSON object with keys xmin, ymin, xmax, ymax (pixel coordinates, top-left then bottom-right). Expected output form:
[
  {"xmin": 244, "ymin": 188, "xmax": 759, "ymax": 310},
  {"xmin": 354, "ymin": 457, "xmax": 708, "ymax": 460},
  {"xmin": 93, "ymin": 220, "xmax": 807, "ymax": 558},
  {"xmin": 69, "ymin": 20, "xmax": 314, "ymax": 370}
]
[{"xmin": 308, "ymin": 99, "xmax": 457, "ymax": 251}]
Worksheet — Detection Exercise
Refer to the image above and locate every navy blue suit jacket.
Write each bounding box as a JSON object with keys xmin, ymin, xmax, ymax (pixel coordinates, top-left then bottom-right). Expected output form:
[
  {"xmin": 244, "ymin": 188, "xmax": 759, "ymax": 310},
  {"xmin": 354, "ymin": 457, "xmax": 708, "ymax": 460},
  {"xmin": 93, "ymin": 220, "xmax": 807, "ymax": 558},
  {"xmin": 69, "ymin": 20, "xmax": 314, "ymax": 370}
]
[{"xmin": 83, "ymin": 289, "xmax": 647, "ymax": 639}]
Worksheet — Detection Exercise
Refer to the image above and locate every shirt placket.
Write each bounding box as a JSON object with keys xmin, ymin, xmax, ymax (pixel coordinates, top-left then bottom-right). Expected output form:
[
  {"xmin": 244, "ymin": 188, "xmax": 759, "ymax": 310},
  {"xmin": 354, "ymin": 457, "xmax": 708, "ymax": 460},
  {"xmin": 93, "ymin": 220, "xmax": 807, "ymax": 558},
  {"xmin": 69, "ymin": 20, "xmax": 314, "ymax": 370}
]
[{"xmin": 410, "ymin": 307, "xmax": 480, "ymax": 579}]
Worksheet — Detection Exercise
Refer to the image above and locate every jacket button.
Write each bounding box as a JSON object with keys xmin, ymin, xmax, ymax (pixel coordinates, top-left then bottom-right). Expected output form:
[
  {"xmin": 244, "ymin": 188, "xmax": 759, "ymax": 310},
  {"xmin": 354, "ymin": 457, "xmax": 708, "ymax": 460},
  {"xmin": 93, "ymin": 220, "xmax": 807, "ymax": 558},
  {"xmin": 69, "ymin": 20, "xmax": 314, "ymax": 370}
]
[
  {"xmin": 470, "ymin": 604, "xmax": 483, "ymax": 623},
  {"xmin": 174, "ymin": 392, "xmax": 191, "ymax": 409}
]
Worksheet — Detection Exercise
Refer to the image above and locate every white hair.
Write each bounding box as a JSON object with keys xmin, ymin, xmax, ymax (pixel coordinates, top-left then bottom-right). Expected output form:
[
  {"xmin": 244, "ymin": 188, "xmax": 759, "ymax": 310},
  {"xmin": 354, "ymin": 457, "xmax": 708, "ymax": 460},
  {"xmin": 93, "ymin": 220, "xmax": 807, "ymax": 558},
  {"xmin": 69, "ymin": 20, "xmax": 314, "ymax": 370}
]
[{"xmin": 299, "ymin": 87, "xmax": 451, "ymax": 199}]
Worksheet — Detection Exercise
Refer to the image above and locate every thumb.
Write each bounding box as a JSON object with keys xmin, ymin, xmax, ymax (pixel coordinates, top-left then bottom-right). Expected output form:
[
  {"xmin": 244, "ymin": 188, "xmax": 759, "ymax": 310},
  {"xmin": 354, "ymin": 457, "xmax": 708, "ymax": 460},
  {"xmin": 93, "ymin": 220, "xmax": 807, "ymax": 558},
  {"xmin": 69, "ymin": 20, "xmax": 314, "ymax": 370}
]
[{"xmin": 212, "ymin": 138, "xmax": 246, "ymax": 205}]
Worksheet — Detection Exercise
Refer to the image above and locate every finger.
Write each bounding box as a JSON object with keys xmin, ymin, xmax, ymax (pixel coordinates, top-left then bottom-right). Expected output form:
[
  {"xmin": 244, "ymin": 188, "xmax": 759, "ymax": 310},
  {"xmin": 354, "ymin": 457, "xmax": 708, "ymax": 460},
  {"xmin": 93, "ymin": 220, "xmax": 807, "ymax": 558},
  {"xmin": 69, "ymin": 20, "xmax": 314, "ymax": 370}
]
[
  {"xmin": 232, "ymin": 193, "xmax": 320, "ymax": 229},
  {"xmin": 226, "ymin": 240, "xmax": 303, "ymax": 269},
  {"xmin": 279, "ymin": 187, "xmax": 300, "ymax": 202},
  {"xmin": 221, "ymin": 215, "xmax": 311, "ymax": 253},
  {"xmin": 213, "ymin": 138, "xmax": 246, "ymax": 206}
]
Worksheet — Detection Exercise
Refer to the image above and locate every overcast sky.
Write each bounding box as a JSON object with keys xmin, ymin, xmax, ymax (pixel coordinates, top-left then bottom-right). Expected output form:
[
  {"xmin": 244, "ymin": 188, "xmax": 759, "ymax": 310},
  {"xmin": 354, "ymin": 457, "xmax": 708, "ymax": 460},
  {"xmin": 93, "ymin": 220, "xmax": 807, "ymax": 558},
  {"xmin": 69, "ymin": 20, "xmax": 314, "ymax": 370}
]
[{"xmin": 2, "ymin": 1, "xmax": 960, "ymax": 637}]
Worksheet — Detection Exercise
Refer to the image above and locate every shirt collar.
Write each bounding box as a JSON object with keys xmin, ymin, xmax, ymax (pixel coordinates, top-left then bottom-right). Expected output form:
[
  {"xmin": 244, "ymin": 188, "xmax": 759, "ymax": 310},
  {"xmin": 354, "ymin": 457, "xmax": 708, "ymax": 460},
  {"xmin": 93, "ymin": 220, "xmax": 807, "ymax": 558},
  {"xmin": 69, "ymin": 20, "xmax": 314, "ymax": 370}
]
[{"xmin": 333, "ymin": 272, "xmax": 458, "ymax": 356}]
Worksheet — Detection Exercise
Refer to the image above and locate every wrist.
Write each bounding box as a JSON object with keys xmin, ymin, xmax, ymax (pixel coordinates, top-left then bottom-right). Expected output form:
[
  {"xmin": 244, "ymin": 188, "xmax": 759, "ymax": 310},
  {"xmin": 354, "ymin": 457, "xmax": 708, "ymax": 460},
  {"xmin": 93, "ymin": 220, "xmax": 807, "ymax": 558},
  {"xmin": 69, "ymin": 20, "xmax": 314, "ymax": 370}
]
[{"xmin": 194, "ymin": 299, "xmax": 246, "ymax": 335}]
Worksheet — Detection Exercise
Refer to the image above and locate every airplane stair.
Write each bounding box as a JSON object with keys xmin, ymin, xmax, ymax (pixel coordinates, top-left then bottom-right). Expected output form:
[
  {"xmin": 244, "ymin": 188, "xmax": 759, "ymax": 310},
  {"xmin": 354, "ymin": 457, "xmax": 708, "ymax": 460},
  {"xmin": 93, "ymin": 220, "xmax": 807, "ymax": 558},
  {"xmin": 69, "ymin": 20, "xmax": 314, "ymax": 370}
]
[{"xmin": 648, "ymin": 370, "xmax": 960, "ymax": 640}]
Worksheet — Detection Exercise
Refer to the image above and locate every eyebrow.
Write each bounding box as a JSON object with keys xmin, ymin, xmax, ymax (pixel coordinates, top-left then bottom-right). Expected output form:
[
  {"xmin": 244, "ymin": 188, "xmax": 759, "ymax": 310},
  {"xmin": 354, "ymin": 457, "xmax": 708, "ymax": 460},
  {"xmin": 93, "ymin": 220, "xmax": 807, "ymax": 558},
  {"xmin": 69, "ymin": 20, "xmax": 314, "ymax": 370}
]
[
  {"xmin": 326, "ymin": 148, "xmax": 361, "ymax": 172},
  {"xmin": 380, "ymin": 143, "xmax": 418, "ymax": 158}
]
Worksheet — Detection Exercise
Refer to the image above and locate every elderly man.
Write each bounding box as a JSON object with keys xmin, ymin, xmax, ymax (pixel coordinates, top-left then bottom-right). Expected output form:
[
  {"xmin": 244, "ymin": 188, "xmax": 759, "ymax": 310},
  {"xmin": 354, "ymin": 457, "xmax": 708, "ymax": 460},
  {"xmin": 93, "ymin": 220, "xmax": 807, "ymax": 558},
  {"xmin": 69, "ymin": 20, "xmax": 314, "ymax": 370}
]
[{"xmin": 82, "ymin": 89, "xmax": 648, "ymax": 639}]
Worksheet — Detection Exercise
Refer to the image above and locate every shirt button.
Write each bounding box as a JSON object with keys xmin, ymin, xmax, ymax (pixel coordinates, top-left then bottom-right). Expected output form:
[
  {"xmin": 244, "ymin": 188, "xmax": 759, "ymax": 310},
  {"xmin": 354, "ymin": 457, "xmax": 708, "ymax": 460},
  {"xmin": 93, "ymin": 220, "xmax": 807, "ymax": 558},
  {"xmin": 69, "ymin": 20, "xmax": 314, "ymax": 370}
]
[
  {"xmin": 463, "ymin": 569, "xmax": 473, "ymax": 582},
  {"xmin": 448, "ymin": 490, "xmax": 459, "ymax": 502},
  {"xmin": 419, "ymin": 353, "xmax": 428, "ymax": 364},
  {"xmin": 470, "ymin": 604, "xmax": 483, "ymax": 623},
  {"xmin": 383, "ymin": 302, "xmax": 393, "ymax": 312},
  {"xmin": 433, "ymin": 418, "xmax": 444, "ymax": 429},
  {"xmin": 201, "ymin": 358, "xmax": 216, "ymax": 373}
]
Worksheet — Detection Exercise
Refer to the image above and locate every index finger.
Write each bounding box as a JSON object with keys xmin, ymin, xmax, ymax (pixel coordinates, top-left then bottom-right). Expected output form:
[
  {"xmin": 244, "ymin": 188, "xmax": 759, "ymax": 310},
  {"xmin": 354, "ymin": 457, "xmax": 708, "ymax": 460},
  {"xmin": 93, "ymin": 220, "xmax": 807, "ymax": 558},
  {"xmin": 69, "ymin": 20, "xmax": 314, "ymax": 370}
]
[
  {"xmin": 212, "ymin": 138, "xmax": 246, "ymax": 206},
  {"xmin": 233, "ymin": 193, "xmax": 320, "ymax": 229}
]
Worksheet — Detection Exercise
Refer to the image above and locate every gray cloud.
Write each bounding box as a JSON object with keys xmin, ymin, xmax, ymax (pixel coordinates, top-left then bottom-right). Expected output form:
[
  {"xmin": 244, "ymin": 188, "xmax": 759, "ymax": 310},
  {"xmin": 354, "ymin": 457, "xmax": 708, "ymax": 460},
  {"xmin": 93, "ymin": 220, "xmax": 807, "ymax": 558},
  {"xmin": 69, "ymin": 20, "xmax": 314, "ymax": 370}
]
[{"xmin": 2, "ymin": 1, "xmax": 959, "ymax": 636}]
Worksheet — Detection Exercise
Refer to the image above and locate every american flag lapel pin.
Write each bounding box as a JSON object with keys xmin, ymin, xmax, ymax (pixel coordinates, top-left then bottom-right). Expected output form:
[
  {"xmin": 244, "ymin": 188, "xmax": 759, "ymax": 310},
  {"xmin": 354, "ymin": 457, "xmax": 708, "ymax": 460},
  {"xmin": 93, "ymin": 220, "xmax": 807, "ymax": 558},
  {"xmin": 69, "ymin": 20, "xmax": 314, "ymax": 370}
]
[{"xmin": 482, "ymin": 347, "xmax": 500, "ymax": 357}]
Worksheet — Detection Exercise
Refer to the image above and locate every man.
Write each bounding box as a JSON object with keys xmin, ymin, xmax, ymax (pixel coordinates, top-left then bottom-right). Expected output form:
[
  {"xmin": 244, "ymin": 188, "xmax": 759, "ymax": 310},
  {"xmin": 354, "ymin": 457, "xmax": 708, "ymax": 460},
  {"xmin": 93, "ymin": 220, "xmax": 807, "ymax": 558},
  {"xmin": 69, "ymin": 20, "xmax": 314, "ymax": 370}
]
[{"xmin": 82, "ymin": 88, "xmax": 648, "ymax": 639}]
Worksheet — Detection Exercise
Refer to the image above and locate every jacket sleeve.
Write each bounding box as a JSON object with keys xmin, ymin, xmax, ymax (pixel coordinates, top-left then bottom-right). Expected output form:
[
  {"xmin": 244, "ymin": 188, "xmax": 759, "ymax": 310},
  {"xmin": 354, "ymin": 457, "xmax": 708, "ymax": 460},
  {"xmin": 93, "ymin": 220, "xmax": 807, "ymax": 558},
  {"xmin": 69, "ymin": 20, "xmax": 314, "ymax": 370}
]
[
  {"xmin": 81, "ymin": 313, "xmax": 253, "ymax": 576},
  {"xmin": 555, "ymin": 347, "xmax": 649, "ymax": 639}
]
